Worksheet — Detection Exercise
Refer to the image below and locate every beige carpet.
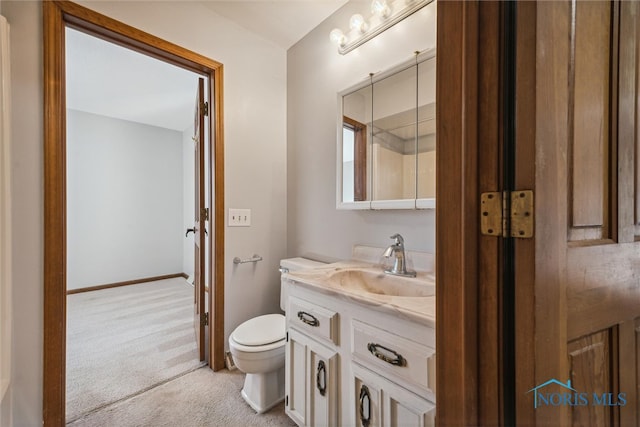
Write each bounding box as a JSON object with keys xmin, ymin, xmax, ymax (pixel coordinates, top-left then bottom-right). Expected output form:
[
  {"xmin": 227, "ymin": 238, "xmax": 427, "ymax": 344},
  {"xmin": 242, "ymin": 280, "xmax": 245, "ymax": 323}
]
[
  {"xmin": 67, "ymin": 278, "xmax": 295, "ymax": 426},
  {"xmin": 66, "ymin": 367, "xmax": 296, "ymax": 427},
  {"xmin": 66, "ymin": 278, "xmax": 204, "ymax": 422}
]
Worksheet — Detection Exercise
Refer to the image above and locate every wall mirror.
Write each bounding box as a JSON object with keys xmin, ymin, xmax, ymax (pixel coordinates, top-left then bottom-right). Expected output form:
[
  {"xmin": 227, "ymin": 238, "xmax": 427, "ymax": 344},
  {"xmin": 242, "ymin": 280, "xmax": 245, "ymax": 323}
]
[{"xmin": 337, "ymin": 48, "xmax": 436, "ymax": 210}]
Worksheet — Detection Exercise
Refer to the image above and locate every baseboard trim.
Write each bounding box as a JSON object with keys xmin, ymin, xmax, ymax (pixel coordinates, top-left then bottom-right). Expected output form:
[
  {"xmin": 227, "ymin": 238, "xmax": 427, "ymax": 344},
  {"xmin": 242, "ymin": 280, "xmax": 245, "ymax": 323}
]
[{"xmin": 67, "ymin": 273, "xmax": 189, "ymax": 295}]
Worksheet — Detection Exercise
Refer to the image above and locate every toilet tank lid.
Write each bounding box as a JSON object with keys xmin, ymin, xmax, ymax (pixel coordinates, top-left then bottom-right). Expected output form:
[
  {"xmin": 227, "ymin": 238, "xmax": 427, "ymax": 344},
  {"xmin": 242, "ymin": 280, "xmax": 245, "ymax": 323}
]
[
  {"xmin": 280, "ymin": 257, "xmax": 326, "ymax": 271},
  {"xmin": 232, "ymin": 314, "xmax": 285, "ymax": 346}
]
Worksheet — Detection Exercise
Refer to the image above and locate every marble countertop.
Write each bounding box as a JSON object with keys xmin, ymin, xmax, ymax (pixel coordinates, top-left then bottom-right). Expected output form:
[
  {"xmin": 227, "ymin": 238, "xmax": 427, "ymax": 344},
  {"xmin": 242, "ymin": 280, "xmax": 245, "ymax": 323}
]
[{"xmin": 283, "ymin": 260, "xmax": 436, "ymax": 328}]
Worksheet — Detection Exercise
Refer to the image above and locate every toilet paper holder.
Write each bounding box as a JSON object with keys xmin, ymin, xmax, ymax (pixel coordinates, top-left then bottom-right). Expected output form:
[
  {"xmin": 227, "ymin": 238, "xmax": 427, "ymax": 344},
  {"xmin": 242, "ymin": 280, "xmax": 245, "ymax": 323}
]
[{"xmin": 233, "ymin": 254, "xmax": 263, "ymax": 264}]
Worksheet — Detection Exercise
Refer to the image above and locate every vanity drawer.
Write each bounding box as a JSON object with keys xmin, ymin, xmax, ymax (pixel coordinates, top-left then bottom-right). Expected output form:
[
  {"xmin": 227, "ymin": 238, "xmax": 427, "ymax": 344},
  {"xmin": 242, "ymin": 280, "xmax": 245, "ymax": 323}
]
[
  {"xmin": 288, "ymin": 297, "xmax": 339, "ymax": 345},
  {"xmin": 351, "ymin": 319, "xmax": 436, "ymax": 396}
]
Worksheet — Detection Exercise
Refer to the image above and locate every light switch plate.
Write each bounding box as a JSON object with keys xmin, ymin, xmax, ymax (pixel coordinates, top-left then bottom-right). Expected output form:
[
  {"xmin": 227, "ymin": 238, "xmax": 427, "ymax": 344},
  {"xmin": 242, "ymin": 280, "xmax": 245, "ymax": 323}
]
[{"xmin": 228, "ymin": 208, "xmax": 251, "ymax": 227}]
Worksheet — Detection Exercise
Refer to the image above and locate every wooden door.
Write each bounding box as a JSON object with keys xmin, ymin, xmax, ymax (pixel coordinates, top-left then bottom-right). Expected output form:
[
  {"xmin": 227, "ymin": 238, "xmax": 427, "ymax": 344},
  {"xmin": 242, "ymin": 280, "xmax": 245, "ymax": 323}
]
[
  {"xmin": 193, "ymin": 77, "xmax": 206, "ymax": 361},
  {"xmin": 515, "ymin": 1, "xmax": 640, "ymax": 425}
]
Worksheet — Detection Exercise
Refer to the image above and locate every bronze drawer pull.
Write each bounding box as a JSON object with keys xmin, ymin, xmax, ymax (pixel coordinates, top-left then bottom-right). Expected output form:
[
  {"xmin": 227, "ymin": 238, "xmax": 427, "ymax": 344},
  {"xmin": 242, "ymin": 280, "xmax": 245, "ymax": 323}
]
[
  {"xmin": 359, "ymin": 384, "xmax": 371, "ymax": 426},
  {"xmin": 316, "ymin": 360, "xmax": 327, "ymax": 396},
  {"xmin": 367, "ymin": 342, "xmax": 406, "ymax": 366},
  {"xmin": 297, "ymin": 311, "xmax": 320, "ymax": 327}
]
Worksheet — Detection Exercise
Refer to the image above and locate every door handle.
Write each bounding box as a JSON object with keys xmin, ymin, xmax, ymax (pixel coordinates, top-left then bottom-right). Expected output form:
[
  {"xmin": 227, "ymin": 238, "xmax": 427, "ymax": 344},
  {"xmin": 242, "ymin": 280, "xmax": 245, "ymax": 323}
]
[
  {"xmin": 316, "ymin": 360, "xmax": 326, "ymax": 396},
  {"xmin": 186, "ymin": 228, "xmax": 208, "ymax": 237},
  {"xmin": 359, "ymin": 384, "xmax": 371, "ymax": 426}
]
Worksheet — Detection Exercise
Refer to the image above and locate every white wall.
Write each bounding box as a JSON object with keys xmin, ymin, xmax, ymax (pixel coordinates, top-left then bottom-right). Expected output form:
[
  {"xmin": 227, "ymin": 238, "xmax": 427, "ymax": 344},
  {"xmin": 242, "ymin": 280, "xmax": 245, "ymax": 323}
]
[
  {"xmin": 287, "ymin": 2, "xmax": 437, "ymax": 261},
  {"xmin": 182, "ymin": 126, "xmax": 195, "ymax": 279},
  {"xmin": 2, "ymin": 1, "xmax": 42, "ymax": 425},
  {"xmin": 2, "ymin": 1, "xmax": 287, "ymax": 424},
  {"xmin": 66, "ymin": 109, "xmax": 184, "ymax": 290},
  {"xmin": 0, "ymin": 9, "xmax": 12, "ymax": 427}
]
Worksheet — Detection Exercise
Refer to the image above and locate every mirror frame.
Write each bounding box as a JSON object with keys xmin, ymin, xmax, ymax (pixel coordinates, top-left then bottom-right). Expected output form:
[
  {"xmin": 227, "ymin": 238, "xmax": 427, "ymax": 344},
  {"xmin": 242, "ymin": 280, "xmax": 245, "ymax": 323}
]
[{"xmin": 336, "ymin": 48, "xmax": 437, "ymax": 210}]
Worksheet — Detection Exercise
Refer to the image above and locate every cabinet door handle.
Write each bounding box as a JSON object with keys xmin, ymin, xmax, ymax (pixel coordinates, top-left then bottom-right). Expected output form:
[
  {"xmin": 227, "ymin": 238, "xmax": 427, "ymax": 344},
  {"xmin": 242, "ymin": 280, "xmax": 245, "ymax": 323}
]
[
  {"xmin": 367, "ymin": 342, "xmax": 406, "ymax": 366},
  {"xmin": 297, "ymin": 311, "xmax": 320, "ymax": 327},
  {"xmin": 316, "ymin": 360, "xmax": 327, "ymax": 396},
  {"xmin": 359, "ymin": 384, "xmax": 371, "ymax": 427}
]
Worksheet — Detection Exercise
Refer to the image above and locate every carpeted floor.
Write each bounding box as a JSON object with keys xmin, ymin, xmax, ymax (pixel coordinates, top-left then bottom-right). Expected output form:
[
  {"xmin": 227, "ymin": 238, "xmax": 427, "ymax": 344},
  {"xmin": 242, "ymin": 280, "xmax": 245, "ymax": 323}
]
[
  {"xmin": 66, "ymin": 366, "xmax": 296, "ymax": 427},
  {"xmin": 66, "ymin": 278, "xmax": 295, "ymax": 426},
  {"xmin": 66, "ymin": 278, "xmax": 205, "ymax": 422}
]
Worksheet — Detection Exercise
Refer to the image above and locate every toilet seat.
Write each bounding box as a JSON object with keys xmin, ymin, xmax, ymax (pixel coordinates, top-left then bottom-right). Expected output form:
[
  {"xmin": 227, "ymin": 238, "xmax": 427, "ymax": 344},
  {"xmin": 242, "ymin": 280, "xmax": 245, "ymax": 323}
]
[{"xmin": 230, "ymin": 314, "xmax": 285, "ymax": 353}]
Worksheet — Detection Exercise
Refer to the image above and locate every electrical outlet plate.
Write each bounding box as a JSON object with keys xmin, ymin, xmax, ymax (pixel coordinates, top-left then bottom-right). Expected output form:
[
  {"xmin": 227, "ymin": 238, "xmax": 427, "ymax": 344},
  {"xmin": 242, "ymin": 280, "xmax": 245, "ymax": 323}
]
[{"xmin": 228, "ymin": 208, "xmax": 251, "ymax": 227}]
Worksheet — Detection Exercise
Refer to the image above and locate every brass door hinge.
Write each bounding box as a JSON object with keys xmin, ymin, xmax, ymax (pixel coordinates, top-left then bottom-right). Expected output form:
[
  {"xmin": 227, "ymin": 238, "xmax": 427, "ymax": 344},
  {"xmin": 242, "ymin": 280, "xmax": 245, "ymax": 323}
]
[
  {"xmin": 201, "ymin": 312, "xmax": 209, "ymax": 326},
  {"xmin": 202, "ymin": 207, "xmax": 209, "ymax": 222},
  {"xmin": 202, "ymin": 101, "xmax": 209, "ymax": 117},
  {"xmin": 481, "ymin": 190, "xmax": 534, "ymax": 238}
]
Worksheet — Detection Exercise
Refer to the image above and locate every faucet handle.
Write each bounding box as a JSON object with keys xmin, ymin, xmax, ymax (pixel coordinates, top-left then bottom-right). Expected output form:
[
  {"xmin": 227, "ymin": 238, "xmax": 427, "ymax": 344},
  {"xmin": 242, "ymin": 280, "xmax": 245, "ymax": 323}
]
[{"xmin": 389, "ymin": 233, "xmax": 405, "ymax": 246}]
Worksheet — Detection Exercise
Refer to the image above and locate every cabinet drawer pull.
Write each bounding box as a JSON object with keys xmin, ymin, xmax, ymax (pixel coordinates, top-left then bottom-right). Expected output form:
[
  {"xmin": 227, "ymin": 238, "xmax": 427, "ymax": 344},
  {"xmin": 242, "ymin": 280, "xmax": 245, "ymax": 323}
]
[
  {"xmin": 359, "ymin": 384, "xmax": 371, "ymax": 426},
  {"xmin": 297, "ymin": 311, "xmax": 320, "ymax": 327},
  {"xmin": 367, "ymin": 342, "xmax": 406, "ymax": 366},
  {"xmin": 316, "ymin": 360, "xmax": 327, "ymax": 396}
]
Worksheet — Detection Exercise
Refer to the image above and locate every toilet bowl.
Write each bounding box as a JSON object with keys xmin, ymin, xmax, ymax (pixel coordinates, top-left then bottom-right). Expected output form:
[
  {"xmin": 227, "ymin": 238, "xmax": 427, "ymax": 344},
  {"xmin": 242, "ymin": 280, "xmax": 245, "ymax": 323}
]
[
  {"xmin": 228, "ymin": 257, "xmax": 327, "ymax": 414},
  {"xmin": 229, "ymin": 314, "xmax": 286, "ymax": 414}
]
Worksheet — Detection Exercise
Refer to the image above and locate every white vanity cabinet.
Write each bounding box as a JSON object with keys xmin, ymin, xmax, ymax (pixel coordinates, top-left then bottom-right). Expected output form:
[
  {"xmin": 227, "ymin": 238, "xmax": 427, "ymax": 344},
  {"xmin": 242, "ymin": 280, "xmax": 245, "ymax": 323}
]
[
  {"xmin": 283, "ymin": 276, "xmax": 436, "ymax": 427},
  {"xmin": 285, "ymin": 296, "xmax": 340, "ymax": 426}
]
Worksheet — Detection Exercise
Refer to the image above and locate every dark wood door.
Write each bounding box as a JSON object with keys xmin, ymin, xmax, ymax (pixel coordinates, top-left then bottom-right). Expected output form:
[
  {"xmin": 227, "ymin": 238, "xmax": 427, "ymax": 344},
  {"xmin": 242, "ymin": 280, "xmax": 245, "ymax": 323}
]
[
  {"xmin": 516, "ymin": 1, "xmax": 640, "ymax": 425},
  {"xmin": 193, "ymin": 77, "xmax": 206, "ymax": 361}
]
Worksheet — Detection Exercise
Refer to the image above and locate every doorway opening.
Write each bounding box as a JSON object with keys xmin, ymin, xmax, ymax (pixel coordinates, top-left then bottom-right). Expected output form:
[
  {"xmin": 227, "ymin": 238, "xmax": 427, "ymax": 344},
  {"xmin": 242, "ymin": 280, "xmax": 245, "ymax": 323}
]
[
  {"xmin": 43, "ymin": 2, "xmax": 225, "ymax": 425},
  {"xmin": 64, "ymin": 26, "xmax": 209, "ymax": 422}
]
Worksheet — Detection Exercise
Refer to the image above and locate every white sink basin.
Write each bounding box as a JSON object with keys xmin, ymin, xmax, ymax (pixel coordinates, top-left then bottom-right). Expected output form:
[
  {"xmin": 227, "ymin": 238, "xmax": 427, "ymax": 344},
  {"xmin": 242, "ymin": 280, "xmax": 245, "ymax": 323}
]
[{"xmin": 326, "ymin": 268, "xmax": 435, "ymax": 297}]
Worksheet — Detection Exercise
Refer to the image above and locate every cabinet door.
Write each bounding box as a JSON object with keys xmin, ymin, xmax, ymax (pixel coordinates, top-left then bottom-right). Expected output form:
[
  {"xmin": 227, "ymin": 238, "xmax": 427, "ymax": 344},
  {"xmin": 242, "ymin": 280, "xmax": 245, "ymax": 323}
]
[
  {"xmin": 307, "ymin": 336, "xmax": 338, "ymax": 426},
  {"xmin": 286, "ymin": 329, "xmax": 308, "ymax": 426},
  {"xmin": 352, "ymin": 363, "xmax": 435, "ymax": 427},
  {"xmin": 286, "ymin": 328, "xmax": 338, "ymax": 427}
]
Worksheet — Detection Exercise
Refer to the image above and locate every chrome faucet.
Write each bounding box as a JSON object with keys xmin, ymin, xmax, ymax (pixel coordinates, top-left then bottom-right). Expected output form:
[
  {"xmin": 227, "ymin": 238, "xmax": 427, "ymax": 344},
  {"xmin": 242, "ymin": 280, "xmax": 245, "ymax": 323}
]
[{"xmin": 382, "ymin": 234, "xmax": 416, "ymax": 277}]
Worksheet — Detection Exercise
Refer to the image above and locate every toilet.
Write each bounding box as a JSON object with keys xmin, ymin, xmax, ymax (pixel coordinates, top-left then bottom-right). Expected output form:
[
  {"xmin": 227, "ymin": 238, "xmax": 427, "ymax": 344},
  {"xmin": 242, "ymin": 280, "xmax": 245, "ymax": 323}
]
[{"xmin": 228, "ymin": 257, "xmax": 326, "ymax": 414}]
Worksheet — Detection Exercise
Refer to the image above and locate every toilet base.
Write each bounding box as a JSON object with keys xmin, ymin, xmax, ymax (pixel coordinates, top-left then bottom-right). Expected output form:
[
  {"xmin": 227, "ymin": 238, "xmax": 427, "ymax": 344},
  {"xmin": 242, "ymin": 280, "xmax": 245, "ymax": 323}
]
[{"xmin": 240, "ymin": 366, "xmax": 285, "ymax": 414}]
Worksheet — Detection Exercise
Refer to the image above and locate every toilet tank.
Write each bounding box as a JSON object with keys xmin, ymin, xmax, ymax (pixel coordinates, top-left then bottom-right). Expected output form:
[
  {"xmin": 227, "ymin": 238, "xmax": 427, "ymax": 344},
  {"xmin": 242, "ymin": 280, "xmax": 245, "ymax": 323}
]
[{"xmin": 279, "ymin": 257, "xmax": 326, "ymax": 311}]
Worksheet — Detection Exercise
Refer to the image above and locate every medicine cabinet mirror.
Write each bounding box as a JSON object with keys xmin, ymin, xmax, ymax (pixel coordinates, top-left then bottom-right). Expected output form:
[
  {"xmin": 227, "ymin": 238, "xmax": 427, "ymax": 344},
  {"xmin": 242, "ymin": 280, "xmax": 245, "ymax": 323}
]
[{"xmin": 337, "ymin": 49, "xmax": 436, "ymax": 210}]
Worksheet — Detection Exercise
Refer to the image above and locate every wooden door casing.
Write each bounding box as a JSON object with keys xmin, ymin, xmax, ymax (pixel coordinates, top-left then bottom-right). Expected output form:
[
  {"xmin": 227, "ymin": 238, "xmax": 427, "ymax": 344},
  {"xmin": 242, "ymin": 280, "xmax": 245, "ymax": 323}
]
[
  {"xmin": 43, "ymin": 2, "xmax": 226, "ymax": 424},
  {"xmin": 435, "ymin": 1, "xmax": 504, "ymax": 425},
  {"xmin": 517, "ymin": 1, "xmax": 640, "ymax": 425}
]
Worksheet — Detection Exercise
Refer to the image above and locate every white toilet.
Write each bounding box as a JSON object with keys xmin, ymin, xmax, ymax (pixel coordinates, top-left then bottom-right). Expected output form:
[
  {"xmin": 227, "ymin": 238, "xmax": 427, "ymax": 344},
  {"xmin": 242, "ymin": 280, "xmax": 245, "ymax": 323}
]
[{"xmin": 228, "ymin": 257, "xmax": 326, "ymax": 414}]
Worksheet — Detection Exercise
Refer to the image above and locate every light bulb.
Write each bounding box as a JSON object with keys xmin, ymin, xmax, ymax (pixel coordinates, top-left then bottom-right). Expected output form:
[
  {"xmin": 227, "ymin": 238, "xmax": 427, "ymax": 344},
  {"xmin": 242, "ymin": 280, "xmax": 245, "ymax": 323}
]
[
  {"xmin": 349, "ymin": 14, "xmax": 368, "ymax": 33},
  {"xmin": 329, "ymin": 28, "xmax": 346, "ymax": 47},
  {"xmin": 371, "ymin": 0, "xmax": 390, "ymax": 18}
]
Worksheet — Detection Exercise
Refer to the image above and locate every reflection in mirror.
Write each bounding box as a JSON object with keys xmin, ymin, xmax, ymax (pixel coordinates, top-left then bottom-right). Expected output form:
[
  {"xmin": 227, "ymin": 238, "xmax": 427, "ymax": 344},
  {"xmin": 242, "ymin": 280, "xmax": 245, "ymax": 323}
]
[
  {"xmin": 337, "ymin": 49, "xmax": 436, "ymax": 209},
  {"xmin": 342, "ymin": 85, "xmax": 372, "ymax": 203},
  {"xmin": 417, "ymin": 58, "xmax": 436, "ymax": 199},
  {"xmin": 372, "ymin": 66, "xmax": 417, "ymax": 201}
]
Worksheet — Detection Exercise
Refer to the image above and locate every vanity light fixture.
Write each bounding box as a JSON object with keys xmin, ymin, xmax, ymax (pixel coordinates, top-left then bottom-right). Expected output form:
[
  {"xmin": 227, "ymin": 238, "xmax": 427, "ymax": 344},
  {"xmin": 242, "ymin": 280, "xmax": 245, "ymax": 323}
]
[
  {"xmin": 349, "ymin": 14, "xmax": 368, "ymax": 33},
  {"xmin": 371, "ymin": 0, "xmax": 391, "ymax": 18},
  {"xmin": 329, "ymin": 0, "xmax": 433, "ymax": 55},
  {"xmin": 329, "ymin": 28, "xmax": 347, "ymax": 47}
]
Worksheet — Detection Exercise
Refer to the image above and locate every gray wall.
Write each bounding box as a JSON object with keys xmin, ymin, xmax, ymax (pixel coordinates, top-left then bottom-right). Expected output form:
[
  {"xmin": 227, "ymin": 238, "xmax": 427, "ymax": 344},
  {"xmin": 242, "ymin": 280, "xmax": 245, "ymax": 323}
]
[
  {"xmin": 67, "ymin": 110, "xmax": 184, "ymax": 290},
  {"xmin": 2, "ymin": 1, "xmax": 287, "ymax": 424},
  {"xmin": 287, "ymin": 2, "xmax": 437, "ymax": 261}
]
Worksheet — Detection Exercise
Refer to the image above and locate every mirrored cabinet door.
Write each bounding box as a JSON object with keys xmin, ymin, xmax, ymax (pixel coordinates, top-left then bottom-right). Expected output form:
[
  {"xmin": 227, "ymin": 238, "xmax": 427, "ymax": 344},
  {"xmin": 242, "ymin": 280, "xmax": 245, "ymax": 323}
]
[
  {"xmin": 416, "ymin": 57, "xmax": 436, "ymax": 208},
  {"xmin": 341, "ymin": 85, "xmax": 372, "ymax": 208},
  {"xmin": 371, "ymin": 65, "xmax": 417, "ymax": 209},
  {"xmin": 337, "ymin": 48, "xmax": 436, "ymax": 210}
]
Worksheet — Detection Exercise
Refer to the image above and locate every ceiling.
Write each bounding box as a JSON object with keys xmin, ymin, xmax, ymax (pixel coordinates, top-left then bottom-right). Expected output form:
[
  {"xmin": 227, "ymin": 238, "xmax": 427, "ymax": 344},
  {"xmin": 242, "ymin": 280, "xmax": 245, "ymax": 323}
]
[
  {"xmin": 66, "ymin": 1, "xmax": 347, "ymax": 132},
  {"xmin": 200, "ymin": 1, "xmax": 349, "ymax": 50}
]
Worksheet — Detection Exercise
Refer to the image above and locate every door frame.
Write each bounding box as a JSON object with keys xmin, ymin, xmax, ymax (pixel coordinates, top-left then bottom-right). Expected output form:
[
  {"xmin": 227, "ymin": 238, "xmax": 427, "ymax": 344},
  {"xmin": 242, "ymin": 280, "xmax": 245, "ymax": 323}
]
[
  {"xmin": 43, "ymin": 1, "xmax": 225, "ymax": 424},
  {"xmin": 436, "ymin": 1, "xmax": 506, "ymax": 425}
]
